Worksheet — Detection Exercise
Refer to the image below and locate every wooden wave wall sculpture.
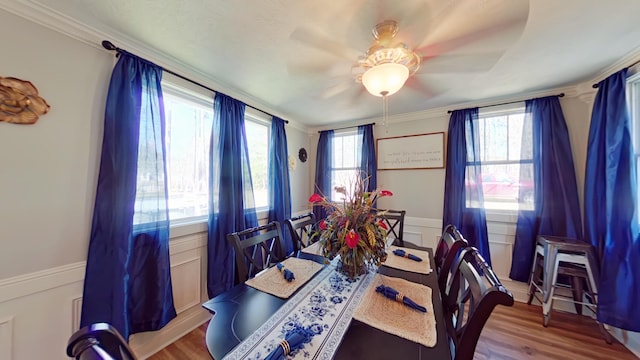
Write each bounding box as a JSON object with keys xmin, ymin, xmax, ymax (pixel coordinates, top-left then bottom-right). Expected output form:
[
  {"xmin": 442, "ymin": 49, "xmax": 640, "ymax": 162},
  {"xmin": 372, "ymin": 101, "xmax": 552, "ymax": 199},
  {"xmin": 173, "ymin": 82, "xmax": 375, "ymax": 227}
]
[{"xmin": 0, "ymin": 77, "xmax": 50, "ymax": 124}]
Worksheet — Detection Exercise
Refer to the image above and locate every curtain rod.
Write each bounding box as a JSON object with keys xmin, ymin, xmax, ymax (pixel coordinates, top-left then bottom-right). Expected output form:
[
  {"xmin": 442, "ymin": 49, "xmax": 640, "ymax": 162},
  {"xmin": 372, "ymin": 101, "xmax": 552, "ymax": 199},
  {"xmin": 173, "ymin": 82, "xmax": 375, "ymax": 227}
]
[
  {"xmin": 447, "ymin": 93, "xmax": 565, "ymax": 114},
  {"xmin": 101, "ymin": 40, "xmax": 288, "ymax": 124},
  {"xmin": 592, "ymin": 58, "xmax": 640, "ymax": 88},
  {"xmin": 317, "ymin": 122, "xmax": 376, "ymax": 133}
]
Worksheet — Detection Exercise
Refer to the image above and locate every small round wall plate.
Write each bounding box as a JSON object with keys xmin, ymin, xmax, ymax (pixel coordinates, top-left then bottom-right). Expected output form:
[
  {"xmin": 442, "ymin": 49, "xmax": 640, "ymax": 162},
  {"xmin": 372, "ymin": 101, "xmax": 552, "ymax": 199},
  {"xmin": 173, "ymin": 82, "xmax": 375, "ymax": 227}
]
[{"xmin": 298, "ymin": 148, "xmax": 308, "ymax": 163}]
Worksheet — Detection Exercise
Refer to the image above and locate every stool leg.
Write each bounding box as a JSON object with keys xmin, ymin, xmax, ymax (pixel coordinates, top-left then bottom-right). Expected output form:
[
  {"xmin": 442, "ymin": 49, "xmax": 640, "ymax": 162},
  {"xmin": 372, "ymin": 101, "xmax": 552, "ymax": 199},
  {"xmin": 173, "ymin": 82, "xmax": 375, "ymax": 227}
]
[
  {"xmin": 528, "ymin": 262, "xmax": 542, "ymax": 305},
  {"xmin": 542, "ymin": 256, "xmax": 560, "ymax": 327},
  {"xmin": 585, "ymin": 257, "xmax": 598, "ymax": 304},
  {"xmin": 528, "ymin": 253, "xmax": 542, "ymax": 305},
  {"xmin": 571, "ymin": 276, "xmax": 583, "ymax": 315}
]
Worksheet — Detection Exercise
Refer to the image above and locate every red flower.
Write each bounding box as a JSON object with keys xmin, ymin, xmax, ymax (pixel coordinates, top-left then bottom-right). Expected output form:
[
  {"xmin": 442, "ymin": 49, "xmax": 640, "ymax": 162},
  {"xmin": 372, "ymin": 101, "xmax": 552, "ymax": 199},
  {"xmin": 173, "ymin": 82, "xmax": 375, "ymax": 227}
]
[
  {"xmin": 345, "ymin": 229, "xmax": 360, "ymax": 249},
  {"xmin": 377, "ymin": 220, "xmax": 388, "ymax": 230},
  {"xmin": 319, "ymin": 220, "xmax": 327, "ymax": 230},
  {"xmin": 308, "ymin": 193, "xmax": 323, "ymax": 203},
  {"xmin": 380, "ymin": 190, "xmax": 393, "ymax": 197}
]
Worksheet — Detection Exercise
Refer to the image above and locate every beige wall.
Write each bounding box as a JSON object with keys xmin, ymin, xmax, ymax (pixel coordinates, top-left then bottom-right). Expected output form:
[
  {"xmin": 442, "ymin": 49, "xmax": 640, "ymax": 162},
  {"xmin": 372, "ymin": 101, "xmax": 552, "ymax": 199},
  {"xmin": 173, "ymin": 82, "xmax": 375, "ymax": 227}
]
[
  {"xmin": 0, "ymin": 8, "xmax": 312, "ymax": 359},
  {"xmin": 0, "ymin": 9, "xmax": 111, "ymax": 279}
]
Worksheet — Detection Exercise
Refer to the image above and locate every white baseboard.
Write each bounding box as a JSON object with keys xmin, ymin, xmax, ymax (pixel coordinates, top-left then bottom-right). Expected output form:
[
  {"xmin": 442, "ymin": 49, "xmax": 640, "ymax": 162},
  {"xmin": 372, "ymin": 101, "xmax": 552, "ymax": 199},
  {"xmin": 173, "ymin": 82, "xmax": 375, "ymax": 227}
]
[
  {"xmin": 607, "ymin": 326, "xmax": 640, "ymax": 358},
  {"xmin": 130, "ymin": 306, "xmax": 211, "ymax": 359}
]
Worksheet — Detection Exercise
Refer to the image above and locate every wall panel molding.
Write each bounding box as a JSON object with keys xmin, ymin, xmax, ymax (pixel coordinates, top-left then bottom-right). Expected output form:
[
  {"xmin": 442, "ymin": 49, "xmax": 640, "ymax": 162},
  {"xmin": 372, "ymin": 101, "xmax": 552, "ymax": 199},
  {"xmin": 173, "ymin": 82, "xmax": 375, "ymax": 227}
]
[
  {"xmin": 71, "ymin": 296, "xmax": 83, "ymax": 333},
  {"xmin": 0, "ymin": 261, "xmax": 85, "ymax": 303},
  {"xmin": 0, "ymin": 316, "xmax": 13, "ymax": 360},
  {"xmin": 170, "ymin": 257, "xmax": 202, "ymax": 314}
]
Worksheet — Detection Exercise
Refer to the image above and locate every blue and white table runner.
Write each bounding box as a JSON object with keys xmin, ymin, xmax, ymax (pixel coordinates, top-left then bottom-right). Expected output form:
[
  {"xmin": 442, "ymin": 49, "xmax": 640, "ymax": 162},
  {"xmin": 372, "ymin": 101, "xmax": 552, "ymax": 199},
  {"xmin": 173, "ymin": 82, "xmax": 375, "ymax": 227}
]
[{"xmin": 223, "ymin": 261, "xmax": 374, "ymax": 360}]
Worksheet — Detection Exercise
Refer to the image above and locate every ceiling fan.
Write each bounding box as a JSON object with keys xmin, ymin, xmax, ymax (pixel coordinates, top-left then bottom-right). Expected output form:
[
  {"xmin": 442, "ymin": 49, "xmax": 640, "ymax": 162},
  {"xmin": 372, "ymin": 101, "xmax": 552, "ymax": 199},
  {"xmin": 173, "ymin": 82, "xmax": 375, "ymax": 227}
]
[{"xmin": 289, "ymin": 0, "xmax": 530, "ymax": 101}]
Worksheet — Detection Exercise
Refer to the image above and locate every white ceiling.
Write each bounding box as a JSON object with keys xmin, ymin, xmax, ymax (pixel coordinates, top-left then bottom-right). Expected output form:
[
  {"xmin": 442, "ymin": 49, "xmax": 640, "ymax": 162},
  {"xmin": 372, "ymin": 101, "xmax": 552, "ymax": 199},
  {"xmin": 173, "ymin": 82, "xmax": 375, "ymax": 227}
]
[{"xmin": 24, "ymin": 0, "xmax": 640, "ymax": 126}]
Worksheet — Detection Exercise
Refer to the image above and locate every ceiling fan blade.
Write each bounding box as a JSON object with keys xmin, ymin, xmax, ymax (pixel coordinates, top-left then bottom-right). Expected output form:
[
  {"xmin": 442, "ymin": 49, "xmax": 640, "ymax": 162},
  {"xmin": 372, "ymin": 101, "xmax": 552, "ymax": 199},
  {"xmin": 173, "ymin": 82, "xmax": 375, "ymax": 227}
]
[
  {"xmin": 286, "ymin": 62, "xmax": 335, "ymax": 76},
  {"xmin": 416, "ymin": 52, "xmax": 505, "ymax": 74},
  {"xmin": 322, "ymin": 79, "xmax": 356, "ymax": 99},
  {"xmin": 290, "ymin": 27, "xmax": 361, "ymax": 61},
  {"xmin": 414, "ymin": 1, "xmax": 529, "ymax": 56},
  {"xmin": 404, "ymin": 77, "xmax": 439, "ymax": 98}
]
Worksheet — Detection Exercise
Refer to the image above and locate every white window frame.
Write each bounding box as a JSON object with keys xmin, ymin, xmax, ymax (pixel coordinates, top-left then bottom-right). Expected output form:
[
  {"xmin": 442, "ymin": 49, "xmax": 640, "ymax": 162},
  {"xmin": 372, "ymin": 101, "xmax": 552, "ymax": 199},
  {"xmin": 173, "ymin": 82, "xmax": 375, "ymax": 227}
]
[
  {"xmin": 244, "ymin": 112, "xmax": 271, "ymax": 214},
  {"xmin": 161, "ymin": 80, "xmax": 215, "ymax": 227},
  {"xmin": 152, "ymin": 80, "xmax": 273, "ymax": 235},
  {"xmin": 626, "ymin": 69, "xmax": 640, "ymax": 223},
  {"xmin": 468, "ymin": 104, "xmax": 532, "ymax": 216},
  {"xmin": 329, "ymin": 130, "xmax": 360, "ymax": 202}
]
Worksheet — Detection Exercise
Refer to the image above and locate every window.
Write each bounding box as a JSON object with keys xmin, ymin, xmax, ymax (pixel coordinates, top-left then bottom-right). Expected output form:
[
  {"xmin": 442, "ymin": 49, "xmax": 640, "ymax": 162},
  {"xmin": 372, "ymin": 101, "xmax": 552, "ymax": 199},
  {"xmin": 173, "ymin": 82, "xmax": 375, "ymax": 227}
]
[
  {"xmin": 628, "ymin": 71, "xmax": 640, "ymax": 220},
  {"xmin": 330, "ymin": 131, "xmax": 360, "ymax": 201},
  {"xmin": 466, "ymin": 107, "xmax": 534, "ymax": 211},
  {"xmin": 134, "ymin": 81, "xmax": 271, "ymax": 225},
  {"xmin": 162, "ymin": 87, "xmax": 214, "ymax": 222},
  {"xmin": 245, "ymin": 116, "xmax": 270, "ymax": 210}
]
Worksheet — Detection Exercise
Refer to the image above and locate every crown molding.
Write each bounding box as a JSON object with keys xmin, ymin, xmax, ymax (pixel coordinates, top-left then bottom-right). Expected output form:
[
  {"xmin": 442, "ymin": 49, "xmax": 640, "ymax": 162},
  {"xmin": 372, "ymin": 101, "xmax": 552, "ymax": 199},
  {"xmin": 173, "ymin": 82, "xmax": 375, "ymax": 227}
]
[
  {"xmin": 309, "ymin": 84, "xmax": 581, "ymax": 134},
  {"xmin": 588, "ymin": 47, "xmax": 640, "ymax": 85},
  {"xmin": 0, "ymin": 0, "xmax": 307, "ymax": 129}
]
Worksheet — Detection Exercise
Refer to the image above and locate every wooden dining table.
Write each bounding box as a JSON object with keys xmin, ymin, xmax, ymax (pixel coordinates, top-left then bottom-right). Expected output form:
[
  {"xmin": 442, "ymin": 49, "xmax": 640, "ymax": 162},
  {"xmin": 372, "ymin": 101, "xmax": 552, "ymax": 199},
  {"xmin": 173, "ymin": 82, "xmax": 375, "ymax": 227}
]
[{"xmin": 202, "ymin": 244, "xmax": 452, "ymax": 360}]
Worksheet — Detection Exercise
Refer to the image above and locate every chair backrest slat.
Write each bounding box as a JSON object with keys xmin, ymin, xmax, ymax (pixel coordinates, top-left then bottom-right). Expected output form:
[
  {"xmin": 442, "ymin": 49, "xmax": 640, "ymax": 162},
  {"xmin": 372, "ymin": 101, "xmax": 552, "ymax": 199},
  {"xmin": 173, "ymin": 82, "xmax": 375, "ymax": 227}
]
[
  {"xmin": 443, "ymin": 247, "xmax": 514, "ymax": 360},
  {"xmin": 285, "ymin": 212, "xmax": 317, "ymax": 253},
  {"xmin": 227, "ymin": 222, "xmax": 285, "ymax": 282},
  {"xmin": 374, "ymin": 209, "xmax": 406, "ymax": 246},
  {"xmin": 435, "ymin": 225, "xmax": 469, "ymax": 295}
]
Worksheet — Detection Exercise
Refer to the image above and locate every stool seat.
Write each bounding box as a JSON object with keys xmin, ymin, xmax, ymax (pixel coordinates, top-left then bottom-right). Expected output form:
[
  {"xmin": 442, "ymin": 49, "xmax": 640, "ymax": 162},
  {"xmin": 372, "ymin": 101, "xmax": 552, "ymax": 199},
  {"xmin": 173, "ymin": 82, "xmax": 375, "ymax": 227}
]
[{"xmin": 527, "ymin": 235, "xmax": 612, "ymax": 343}]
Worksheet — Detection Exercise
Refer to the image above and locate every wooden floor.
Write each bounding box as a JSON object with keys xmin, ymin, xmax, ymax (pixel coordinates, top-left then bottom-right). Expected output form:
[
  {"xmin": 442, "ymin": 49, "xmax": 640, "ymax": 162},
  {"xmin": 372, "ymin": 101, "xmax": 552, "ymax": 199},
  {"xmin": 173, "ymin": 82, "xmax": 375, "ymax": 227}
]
[{"xmin": 149, "ymin": 302, "xmax": 637, "ymax": 360}]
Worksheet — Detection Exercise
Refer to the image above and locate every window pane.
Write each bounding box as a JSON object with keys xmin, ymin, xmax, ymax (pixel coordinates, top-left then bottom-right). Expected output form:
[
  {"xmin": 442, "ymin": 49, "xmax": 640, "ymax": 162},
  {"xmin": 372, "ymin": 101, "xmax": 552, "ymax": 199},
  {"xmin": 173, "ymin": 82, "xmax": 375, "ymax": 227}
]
[
  {"xmin": 342, "ymin": 134, "xmax": 357, "ymax": 168},
  {"xmin": 245, "ymin": 119, "xmax": 269, "ymax": 209},
  {"xmin": 163, "ymin": 92, "xmax": 213, "ymax": 222},
  {"xmin": 330, "ymin": 132, "xmax": 359, "ymax": 201},
  {"xmin": 468, "ymin": 163, "xmax": 534, "ymax": 211},
  {"xmin": 333, "ymin": 137, "xmax": 344, "ymax": 168},
  {"xmin": 508, "ymin": 113, "xmax": 527, "ymax": 160},
  {"xmin": 482, "ymin": 115, "xmax": 508, "ymax": 161},
  {"xmin": 331, "ymin": 169, "xmax": 358, "ymax": 200}
]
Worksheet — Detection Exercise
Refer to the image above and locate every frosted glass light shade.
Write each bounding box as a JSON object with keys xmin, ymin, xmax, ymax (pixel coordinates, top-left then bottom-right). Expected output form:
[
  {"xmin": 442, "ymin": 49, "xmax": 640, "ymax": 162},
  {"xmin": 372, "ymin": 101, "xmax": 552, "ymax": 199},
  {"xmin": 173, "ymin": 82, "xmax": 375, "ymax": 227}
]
[{"xmin": 361, "ymin": 63, "xmax": 410, "ymax": 97}]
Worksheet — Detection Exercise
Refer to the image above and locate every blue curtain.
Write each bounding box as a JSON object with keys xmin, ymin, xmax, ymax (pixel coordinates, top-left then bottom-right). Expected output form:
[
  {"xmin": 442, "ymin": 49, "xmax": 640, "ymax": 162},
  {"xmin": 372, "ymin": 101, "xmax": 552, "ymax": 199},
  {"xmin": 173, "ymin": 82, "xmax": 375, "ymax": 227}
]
[
  {"xmin": 314, "ymin": 130, "xmax": 334, "ymax": 220},
  {"xmin": 442, "ymin": 108, "xmax": 491, "ymax": 265},
  {"xmin": 207, "ymin": 94, "xmax": 258, "ymax": 298},
  {"xmin": 358, "ymin": 124, "xmax": 377, "ymax": 192},
  {"xmin": 80, "ymin": 53, "xmax": 176, "ymax": 339},
  {"xmin": 585, "ymin": 69, "xmax": 640, "ymax": 331},
  {"xmin": 267, "ymin": 116, "xmax": 293, "ymax": 255},
  {"xmin": 509, "ymin": 96, "xmax": 583, "ymax": 281}
]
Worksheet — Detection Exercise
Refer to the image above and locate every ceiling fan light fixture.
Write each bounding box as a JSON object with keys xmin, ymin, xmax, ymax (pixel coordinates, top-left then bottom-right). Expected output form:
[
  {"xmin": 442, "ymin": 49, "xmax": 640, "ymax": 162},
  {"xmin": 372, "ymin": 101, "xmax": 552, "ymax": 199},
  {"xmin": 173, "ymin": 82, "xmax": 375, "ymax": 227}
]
[{"xmin": 361, "ymin": 63, "xmax": 409, "ymax": 97}]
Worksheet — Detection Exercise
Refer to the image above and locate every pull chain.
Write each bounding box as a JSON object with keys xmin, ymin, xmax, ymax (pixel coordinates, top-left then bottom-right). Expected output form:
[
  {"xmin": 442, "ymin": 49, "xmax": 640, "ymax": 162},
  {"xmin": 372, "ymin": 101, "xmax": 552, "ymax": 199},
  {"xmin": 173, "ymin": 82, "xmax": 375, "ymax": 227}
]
[{"xmin": 381, "ymin": 91, "xmax": 389, "ymax": 133}]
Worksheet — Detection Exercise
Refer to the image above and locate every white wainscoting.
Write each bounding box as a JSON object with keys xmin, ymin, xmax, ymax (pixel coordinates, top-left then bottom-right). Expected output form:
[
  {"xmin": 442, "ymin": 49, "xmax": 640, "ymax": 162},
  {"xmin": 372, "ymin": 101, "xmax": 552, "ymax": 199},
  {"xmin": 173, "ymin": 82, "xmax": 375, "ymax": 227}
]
[
  {"xmin": 0, "ymin": 316, "xmax": 14, "ymax": 360},
  {"xmin": 404, "ymin": 216, "xmax": 529, "ymax": 302},
  {"xmin": 0, "ymin": 229, "xmax": 210, "ymax": 360}
]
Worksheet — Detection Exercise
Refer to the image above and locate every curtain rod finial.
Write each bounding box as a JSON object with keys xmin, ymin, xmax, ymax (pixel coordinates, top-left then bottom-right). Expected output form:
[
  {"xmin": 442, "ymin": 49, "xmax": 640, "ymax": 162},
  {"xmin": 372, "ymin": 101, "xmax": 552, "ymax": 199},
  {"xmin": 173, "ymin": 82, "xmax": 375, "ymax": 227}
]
[{"xmin": 102, "ymin": 40, "xmax": 117, "ymax": 51}]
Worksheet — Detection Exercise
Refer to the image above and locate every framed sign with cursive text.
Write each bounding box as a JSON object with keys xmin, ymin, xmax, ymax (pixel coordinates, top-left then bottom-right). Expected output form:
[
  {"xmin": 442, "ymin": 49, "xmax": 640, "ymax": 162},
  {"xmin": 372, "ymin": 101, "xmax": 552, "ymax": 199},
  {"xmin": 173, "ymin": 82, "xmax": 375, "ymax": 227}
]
[{"xmin": 376, "ymin": 132, "xmax": 445, "ymax": 170}]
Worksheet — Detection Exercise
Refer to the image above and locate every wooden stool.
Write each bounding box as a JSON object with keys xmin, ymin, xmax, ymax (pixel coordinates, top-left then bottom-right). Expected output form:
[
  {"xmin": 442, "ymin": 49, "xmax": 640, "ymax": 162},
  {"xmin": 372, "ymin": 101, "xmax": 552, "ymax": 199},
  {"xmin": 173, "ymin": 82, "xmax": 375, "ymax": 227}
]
[{"xmin": 527, "ymin": 235, "xmax": 612, "ymax": 343}]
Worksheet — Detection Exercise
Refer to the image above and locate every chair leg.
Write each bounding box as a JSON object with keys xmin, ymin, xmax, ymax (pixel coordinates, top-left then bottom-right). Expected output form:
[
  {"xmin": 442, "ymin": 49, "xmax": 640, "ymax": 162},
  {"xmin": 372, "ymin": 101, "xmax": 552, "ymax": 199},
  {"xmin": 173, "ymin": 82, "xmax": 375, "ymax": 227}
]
[{"xmin": 571, "ymin": 276, "xmax": 583, "ymax": 316}]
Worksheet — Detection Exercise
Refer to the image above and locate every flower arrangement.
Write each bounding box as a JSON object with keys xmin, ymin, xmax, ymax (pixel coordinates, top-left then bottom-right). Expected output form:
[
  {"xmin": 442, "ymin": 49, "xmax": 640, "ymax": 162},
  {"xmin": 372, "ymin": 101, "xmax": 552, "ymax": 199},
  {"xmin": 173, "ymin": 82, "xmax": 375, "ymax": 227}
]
[{"xmin": 308, "ymin": 175, "xmax": 392, "ymax": 279}]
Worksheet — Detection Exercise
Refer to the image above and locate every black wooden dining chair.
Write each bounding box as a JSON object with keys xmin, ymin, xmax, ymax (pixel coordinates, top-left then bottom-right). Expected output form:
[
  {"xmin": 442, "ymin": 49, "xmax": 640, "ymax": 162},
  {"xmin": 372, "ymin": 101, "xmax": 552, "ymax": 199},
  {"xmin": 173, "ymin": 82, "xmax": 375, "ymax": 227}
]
[
  {"xmin": 435, "ymin": 224, "xmax": 469, "ymax": 295},
  {"xmin": 284, "ymin": 212, "xmax": 317, "ymax": 253},
  {"xmin": 374, "ymin": 209, "xmax": 406, "ymax": 246},
  {"xmin": 443, "ymin": 247, "xmax": 514, "ymax": 360},
  {"xmin": 67, "ymin": 323, "xmax": 136, "ymax": 360},
  {"xmin": 227, "ymin": 221, "xmax": 286, "ymax": 282}
]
